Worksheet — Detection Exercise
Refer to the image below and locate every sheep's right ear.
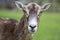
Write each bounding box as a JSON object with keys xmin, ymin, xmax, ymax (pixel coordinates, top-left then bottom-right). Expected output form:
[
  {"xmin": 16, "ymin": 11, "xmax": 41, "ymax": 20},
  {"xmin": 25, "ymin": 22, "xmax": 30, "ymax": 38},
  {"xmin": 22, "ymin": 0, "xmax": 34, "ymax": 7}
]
[{"xmin": 15, "ymin": 1, "xmax": 24, "ymax": 9}]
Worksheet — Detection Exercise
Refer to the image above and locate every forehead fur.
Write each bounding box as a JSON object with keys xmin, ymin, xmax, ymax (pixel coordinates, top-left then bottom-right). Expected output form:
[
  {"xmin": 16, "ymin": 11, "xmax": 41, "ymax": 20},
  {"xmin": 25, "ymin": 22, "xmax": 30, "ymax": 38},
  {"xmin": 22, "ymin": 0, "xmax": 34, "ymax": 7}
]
[{"xmin": 26, "ymin": 2, "xmax": 41, "ymax": 11}]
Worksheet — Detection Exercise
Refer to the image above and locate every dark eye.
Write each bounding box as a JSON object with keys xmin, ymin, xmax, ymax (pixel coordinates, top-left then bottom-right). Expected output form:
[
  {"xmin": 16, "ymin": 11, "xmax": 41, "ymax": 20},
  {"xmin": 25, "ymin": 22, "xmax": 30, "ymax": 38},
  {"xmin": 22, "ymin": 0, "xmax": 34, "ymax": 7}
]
[
  {"xmin": 40, "ymin": 11, "xmax": 43, "ymax": 13},
  {"xmin": 23, "ymin": 10, "xmax": 27, "ymax": 13}
]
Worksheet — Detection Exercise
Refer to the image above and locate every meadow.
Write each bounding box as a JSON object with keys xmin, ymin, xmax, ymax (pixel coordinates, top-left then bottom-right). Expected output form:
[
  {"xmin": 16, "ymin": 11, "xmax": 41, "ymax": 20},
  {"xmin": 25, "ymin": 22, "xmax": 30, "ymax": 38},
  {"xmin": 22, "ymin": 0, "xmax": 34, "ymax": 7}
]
[{"xmin": 0, "ymin": 9, "xmax": 60, "ymax": 40}]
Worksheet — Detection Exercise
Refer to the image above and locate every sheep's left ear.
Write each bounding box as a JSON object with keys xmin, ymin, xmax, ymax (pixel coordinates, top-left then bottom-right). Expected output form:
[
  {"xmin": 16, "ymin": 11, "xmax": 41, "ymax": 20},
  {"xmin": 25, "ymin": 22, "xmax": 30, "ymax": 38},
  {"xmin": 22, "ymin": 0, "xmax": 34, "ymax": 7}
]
[{"xmin": 42, "ymin": 3, "xmax": 51, "ymax": 11}]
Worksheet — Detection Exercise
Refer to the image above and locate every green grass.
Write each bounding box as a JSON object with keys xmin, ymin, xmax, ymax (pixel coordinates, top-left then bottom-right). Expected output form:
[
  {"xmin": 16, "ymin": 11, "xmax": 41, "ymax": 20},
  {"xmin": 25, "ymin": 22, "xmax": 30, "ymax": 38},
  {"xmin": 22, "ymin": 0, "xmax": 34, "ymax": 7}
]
[
  {"xmin": 33, "ymin": 13, "xmax": 60, "ymax": 40},
  {"xmin": 0, "ymin": 9, "xmax": 23, "ymax": 20},
  {"xmin": 0, "ymin": 10, "xmax": 60, "ymax": 40}
]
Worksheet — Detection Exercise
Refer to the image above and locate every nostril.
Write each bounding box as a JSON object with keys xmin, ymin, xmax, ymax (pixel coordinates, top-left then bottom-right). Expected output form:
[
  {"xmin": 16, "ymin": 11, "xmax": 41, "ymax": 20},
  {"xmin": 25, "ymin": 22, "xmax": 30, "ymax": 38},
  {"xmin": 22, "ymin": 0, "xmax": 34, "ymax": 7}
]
[
  {"xmin": 29, "ymin": 25, "xmax": 32, "ymax": 28},
  {"xmin": 29, "ymin": 25, "xmax": 36, "ymax": 28},
  {"xmin": 34, "ymin": 25, "xmax": 36, "ymax": 28}
]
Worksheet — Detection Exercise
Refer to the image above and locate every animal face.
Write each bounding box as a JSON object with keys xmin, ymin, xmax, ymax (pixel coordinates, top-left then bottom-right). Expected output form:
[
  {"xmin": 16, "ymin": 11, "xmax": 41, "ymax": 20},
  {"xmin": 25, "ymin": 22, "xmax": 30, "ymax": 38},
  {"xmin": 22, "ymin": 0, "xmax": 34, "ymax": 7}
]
[{"xmin": 15, "ymin": 1, "xmax": 51, "ymax": 33}]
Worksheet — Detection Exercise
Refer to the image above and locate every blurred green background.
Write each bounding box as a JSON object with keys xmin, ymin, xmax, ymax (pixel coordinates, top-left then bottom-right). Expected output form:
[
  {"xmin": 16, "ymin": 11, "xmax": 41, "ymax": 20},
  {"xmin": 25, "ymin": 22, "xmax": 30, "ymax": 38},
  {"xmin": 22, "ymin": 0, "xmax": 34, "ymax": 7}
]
[{"xmin": 0, "ymin": 0, "xmax": 60, "ymax": 40}]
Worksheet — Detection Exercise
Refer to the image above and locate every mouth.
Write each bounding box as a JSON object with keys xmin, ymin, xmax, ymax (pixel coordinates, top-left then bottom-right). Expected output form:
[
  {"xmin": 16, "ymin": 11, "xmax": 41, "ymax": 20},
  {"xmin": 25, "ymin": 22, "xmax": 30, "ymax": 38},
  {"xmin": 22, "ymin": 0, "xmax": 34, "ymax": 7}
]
[
  {"xmin": 28, "ymin": 25, "xmax": 37, "ymax": 34},
  {"xmin": 28, "ymin": 29, "xmax": 37, "ymax": 34},
  {"xmin": 29, "ymin": 29, "xmax": 36, "ymax": 34}
]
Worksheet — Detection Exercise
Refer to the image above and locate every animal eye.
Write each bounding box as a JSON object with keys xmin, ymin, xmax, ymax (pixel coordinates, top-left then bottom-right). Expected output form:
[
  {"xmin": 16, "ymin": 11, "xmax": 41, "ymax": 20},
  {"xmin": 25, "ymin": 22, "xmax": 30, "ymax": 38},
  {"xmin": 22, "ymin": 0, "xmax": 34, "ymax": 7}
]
[
  {"xmin": 40, "ymin": 11, "xmax": 43, "ymax": 13},
  {"xmin": 23, "ymin": 10, "xmax": 27, "ymax": 13},
  {"xmin": 37, "ymin": 15, "xmax": 40, "ymax": 17}
]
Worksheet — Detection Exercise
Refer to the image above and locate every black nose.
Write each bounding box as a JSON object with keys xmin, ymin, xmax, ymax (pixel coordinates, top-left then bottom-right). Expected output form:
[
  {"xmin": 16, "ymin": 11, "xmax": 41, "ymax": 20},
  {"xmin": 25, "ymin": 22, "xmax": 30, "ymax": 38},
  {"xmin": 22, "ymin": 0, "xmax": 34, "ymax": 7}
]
[{"xmin": 29, "ymin": 25, "xmax": 36, "ymax": 29}]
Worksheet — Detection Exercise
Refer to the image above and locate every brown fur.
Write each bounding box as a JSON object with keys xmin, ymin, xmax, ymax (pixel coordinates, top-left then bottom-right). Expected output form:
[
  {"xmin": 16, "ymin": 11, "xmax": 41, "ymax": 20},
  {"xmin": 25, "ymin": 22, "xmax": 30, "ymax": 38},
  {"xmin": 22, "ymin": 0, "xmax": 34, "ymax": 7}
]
[
  {"xmin": 0, "ymin": 15, "xmax": 32, "ymax": 40},
  {"xmin": 14, "ymin": 15, "xmax": 32, "ymax": 40},
  {"xmin": 0, "ymin": 18, "xmax": 18, "ymax": 40}
]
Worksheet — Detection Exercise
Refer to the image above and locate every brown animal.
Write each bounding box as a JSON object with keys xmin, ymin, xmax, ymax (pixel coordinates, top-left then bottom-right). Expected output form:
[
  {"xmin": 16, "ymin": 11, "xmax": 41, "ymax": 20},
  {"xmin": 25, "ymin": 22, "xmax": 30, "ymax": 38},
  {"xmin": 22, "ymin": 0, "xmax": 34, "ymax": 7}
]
[{"xmin": 0, "ymin": 1, "xmax": 51, "ymax": 40}]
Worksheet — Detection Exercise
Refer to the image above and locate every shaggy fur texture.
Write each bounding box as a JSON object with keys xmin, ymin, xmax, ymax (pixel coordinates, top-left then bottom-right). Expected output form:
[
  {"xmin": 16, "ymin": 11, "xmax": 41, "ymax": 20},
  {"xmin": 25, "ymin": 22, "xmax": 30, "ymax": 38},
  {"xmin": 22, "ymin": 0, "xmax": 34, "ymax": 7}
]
[{"xmin": 0, "ymin": 15, "xmax": 32, "ymax": 40}]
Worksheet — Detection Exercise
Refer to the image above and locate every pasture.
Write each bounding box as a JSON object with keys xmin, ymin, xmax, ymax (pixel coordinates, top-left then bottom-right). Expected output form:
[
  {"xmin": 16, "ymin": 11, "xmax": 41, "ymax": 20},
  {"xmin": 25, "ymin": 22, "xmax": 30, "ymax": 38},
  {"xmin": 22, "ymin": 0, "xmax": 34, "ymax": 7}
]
[{"xmin": 0, "ymin": 10, "xmax": 60, "ymax": 40}]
